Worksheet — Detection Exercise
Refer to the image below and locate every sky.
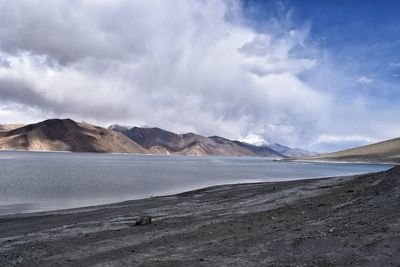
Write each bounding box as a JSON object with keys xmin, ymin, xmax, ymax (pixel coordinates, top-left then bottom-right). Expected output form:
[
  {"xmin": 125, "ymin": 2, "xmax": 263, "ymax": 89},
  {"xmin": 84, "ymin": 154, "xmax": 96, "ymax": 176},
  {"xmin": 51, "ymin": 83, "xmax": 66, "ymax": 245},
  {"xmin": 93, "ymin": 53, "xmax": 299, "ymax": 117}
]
[{"xmin": 0, "ymin": 0, "xmax": 399, "ymax": 152}]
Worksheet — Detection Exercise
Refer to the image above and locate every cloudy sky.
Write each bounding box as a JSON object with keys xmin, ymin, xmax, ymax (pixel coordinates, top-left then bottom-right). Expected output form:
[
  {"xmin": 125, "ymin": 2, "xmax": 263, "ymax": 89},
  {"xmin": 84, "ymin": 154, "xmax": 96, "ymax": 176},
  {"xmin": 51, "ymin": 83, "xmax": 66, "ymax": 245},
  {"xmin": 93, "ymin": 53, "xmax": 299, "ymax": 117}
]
[{"xmin": 0, "ymin": 0, "xmax": 399, "ymax": 152}]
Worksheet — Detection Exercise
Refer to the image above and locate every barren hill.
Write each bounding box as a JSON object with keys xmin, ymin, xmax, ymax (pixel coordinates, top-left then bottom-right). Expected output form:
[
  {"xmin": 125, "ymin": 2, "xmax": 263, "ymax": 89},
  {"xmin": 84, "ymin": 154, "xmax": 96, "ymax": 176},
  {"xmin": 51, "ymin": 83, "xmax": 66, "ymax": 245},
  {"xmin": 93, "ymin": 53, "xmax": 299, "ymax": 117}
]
[
  {"xmin": 109, "ymin": 126, "xmax": 268, "ymax": 157},
  {"xmin": 302, "ymin": 137, "xmax": 400, "ymax": 163},
  {"xmin": 0, "ymin": 119, "xmax": 147, "ymax": 153},
  {"xmin": 231, "ymin": 139, "xmax": 285, "ymax": 157}
]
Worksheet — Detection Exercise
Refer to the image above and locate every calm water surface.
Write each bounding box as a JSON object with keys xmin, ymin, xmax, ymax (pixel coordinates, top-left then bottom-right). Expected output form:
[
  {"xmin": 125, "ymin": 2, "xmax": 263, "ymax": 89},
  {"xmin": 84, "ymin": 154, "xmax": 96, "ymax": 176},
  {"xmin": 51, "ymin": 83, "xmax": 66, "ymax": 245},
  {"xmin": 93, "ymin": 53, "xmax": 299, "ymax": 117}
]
[{"xmin": 0, "ymin": 151, "xmax": 392, "ymax": 215}]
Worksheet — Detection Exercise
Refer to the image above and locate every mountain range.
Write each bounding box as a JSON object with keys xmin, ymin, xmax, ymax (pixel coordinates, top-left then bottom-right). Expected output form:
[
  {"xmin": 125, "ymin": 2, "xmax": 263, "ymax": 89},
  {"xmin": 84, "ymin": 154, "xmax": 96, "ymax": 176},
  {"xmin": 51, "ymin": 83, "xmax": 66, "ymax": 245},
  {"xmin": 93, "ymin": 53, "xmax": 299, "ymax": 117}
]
[
  {"xmin": 1, "ymin": 118, "xmax": 399, "ymax": 163},
  {"xmin": 108, "ymin": 124, "xmax": 287, "ymax": 157},
  {"xmin": 0, "ymin": 119, "xmax": 313, "ymax": 157}
]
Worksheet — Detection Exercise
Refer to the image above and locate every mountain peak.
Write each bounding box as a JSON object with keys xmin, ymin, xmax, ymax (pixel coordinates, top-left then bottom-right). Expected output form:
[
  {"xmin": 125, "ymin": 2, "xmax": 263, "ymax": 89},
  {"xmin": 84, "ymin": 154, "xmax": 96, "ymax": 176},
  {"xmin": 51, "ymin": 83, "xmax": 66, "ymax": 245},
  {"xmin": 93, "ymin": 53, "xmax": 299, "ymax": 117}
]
[{"xmin": 239, "ymin": 134, "xmax": 270, "ymax": 147}]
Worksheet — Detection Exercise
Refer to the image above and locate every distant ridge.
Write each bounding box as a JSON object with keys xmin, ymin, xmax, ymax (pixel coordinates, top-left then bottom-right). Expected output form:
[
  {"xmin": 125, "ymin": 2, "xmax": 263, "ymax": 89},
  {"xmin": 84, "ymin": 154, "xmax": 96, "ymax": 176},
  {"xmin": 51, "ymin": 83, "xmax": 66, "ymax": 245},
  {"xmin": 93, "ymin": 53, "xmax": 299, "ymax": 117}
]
[
  {"xmin": 0, "ymin": 119, "xmax": 313, "ymax": 158},
  {"xmin": 109, "ymin": 126, "xmax": 260, "ymax": 157},
  {"xmin": 231, "ymin": 140, "xmax": 285, "ymax": 157},
  {"xmin": 298, "ymin": 137, "xmax": 400, "ymax": 163},
  {"xmin": 109, "ymin": 124, "xmax": 312, "ymax": 158},
  {"xmin": 268, "ymin": 143, "xmax": 317, "ymax": 158}
]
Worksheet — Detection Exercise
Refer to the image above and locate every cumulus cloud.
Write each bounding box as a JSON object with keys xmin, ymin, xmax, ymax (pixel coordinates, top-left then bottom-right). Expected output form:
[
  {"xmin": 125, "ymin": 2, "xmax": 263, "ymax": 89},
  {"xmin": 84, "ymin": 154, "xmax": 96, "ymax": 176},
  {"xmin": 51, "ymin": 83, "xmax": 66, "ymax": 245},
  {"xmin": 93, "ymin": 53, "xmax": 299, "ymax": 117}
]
[
  {"xmin": 356, "ymin": 76, "xmax": 374, "ymax": 84},
  {"xmin": 0, "ymin": 0, "xmax": 327, "ymax": 145}
]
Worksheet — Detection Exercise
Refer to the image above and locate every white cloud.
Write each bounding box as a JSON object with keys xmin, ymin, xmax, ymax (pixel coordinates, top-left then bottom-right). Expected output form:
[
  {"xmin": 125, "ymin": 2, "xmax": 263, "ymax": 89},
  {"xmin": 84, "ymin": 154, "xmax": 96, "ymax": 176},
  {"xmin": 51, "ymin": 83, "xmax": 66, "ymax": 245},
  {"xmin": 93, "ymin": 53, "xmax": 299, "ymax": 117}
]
[
  {"xmin": 311, "ymin": 134, "xmax": 376, "ymax": 153},
  {"xmin": 0, "ymin": 103, "xmax": 45, "ymax": 125},
  {"xmin": 356, "ymin": 76, "xmax": 374, "ymax": 84},
  {"xmin": 389, "ymin": 62, "xmax": 400, "ymax": 68},
  {"xmin": 0, "ymin": 0, "xmax": 326, "ymax": 143},
  {"xmin": 3, "ymin": 0, "xmax": 400, "ymax": 153},
  {"xmin": 316, "ymin": 134, "xmax": 374, "ymax": 144}
]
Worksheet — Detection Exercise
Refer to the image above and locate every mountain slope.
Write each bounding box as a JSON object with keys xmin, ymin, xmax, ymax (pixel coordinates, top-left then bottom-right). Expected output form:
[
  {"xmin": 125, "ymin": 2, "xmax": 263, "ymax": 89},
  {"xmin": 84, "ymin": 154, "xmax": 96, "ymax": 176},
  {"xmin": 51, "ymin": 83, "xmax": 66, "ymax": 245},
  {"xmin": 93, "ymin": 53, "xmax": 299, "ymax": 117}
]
[
  {"xmin": 268, "ymin": 143, "xmax": 316, "ymax": 157},
  {"xmin": 110, "ymin": 126, "xmax": 184, "ymax": 152},
  {"xmin": 110, "ymin": 126, "xmax": 257, "ymax": 156},
  {"xmin": 188, "ymin": 135, "xmax": 256, "ymax": 157},
  {"xmin": 110, "ymin": 125, "xmax": 284, "ymax": 157},
  {"xmin": 302, "ymin": 137, "xmax": 400, "ymax": 163},
  {"xmin": 0, "ymin": 119, "xmax": 147, "ymax": 153},
  {"xmin": 231, "ymin": 140, "xmax": 284, "ymax": 157}
]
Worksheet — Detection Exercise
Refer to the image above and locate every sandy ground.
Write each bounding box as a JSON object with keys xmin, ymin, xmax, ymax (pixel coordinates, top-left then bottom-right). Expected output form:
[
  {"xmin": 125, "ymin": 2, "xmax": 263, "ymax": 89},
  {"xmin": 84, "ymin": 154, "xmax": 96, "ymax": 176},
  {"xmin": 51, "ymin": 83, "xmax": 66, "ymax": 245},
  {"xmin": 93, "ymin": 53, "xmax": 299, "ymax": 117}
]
[{"xmin": 1, "ymin": 166, "xmax": 400, "ymax": 267}]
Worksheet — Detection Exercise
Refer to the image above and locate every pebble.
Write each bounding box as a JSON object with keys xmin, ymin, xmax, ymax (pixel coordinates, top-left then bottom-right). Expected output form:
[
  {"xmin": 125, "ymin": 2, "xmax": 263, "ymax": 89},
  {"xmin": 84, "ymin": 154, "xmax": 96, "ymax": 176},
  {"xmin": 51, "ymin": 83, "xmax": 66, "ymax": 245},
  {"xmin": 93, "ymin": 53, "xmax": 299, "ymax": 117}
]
[{"xmin": 134, "ymin": 216, "xmax": 152, "ymax": 226}]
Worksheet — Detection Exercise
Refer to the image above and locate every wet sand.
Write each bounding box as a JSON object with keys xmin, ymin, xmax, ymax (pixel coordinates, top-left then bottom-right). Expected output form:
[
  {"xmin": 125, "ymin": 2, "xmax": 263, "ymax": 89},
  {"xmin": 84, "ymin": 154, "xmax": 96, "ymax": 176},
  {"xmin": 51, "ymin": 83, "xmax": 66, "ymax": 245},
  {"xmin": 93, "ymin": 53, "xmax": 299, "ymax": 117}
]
[{"xmin": 1, "ymin": 166, "xmax": 400, "ymax": 266}]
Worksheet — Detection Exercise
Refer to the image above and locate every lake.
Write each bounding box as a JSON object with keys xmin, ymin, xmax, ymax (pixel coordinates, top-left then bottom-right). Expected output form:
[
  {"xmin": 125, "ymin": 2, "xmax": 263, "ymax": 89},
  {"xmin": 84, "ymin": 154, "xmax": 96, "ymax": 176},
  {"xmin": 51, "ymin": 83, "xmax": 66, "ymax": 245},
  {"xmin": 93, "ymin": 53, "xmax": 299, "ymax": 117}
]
[{"xmin": 0, "ymin": 151, "xmax": 392, "ymax": 215}]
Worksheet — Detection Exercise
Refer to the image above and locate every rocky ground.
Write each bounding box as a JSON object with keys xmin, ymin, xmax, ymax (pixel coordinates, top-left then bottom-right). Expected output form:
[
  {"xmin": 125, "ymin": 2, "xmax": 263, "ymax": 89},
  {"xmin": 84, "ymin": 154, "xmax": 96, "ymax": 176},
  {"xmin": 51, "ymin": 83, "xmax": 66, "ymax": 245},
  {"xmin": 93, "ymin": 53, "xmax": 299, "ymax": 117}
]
[{"xmin": 1, "ymin": 166, "xmax": 400, "ymax": 266}]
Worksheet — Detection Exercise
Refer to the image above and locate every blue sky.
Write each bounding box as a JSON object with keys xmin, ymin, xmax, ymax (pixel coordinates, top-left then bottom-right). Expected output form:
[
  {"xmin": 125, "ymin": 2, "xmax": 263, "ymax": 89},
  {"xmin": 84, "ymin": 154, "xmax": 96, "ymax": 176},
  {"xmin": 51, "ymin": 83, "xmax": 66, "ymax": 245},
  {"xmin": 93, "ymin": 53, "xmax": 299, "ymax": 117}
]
[
  {"xmin": 243, "ymin": 0, "xmax": 400, "ymax": 94},
  {"xmin": 240, "ymin": 0, "xmax": 400, "ymax": 151},
  {"xmin": 0, "ymin": 0, "xmax": 399, "ymax": 152}
]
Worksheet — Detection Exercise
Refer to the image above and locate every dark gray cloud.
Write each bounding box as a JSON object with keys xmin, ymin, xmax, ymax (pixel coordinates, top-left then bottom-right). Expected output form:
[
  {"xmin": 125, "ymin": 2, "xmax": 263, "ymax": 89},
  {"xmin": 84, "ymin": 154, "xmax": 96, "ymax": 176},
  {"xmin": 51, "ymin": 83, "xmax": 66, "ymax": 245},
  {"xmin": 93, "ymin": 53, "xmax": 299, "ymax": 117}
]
[
  {"xmin": 0, "ymin": 78, "xmax": 51, "ymax": 108},
  {"xmin": 0, "ymin": 1, "xmax": 141, "ymax": 64}
]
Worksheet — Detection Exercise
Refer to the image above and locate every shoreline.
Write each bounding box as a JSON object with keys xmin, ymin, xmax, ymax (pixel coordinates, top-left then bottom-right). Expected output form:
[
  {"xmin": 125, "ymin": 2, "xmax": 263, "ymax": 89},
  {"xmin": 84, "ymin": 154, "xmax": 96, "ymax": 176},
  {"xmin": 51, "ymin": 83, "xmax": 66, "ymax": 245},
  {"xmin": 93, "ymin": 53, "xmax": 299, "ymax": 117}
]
[
  {"xmin": 0, "ymin": 149, "xmax": 270, "ymax": 159},
  {"xmin": 1, "ymin": 166, "xmax": 400, "ymax": 266},
  {"xmin": 279, "ymin": 158, "xmax": 398, "ymax": 165},
  {"xmin": 0, "ymin": 168, "xmax": 392, "ymax": 217},
  {"xmin": 0, "ymin": 172, "xmax": 375, "ymax": 219},
  {"xmin": 4, "ymin": 149, "xmax": 398, "ymax": 165}
]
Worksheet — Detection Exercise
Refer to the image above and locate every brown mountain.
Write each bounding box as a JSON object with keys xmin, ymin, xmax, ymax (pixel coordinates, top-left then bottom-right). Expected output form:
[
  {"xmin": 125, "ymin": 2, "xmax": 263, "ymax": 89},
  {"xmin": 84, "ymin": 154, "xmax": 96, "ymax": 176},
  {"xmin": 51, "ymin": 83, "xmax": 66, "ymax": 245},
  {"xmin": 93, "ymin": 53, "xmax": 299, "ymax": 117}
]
[
  {"xmin": 109, "ymin": 126, "xmax": 183, "ymax": 152},
  {"xmin": 300, "ymin": 137, "xmax": 400, "ymax": 163},
  {"xmin": 0, "ymin": 119, "xmax": 302, "ymax": 157},
  {"xmin": 180, "ymin": 135, "xmax": 256, "ymax": 157},
  {"xmin": 0, "ymin": 119, "xmax": 147, "ymax": 153},
  {"xmin": 109, "ymin": 125, "xmax": 284, "ymax": 157}
]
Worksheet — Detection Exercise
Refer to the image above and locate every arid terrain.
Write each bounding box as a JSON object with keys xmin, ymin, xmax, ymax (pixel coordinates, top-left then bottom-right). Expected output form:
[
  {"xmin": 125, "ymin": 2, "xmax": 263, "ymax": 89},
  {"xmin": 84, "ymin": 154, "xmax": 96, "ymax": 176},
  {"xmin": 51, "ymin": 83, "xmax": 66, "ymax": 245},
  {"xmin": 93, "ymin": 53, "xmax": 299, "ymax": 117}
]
[
  {"xmin": 0, "ymin": 119, "xmax": 146, "ymax": 153},
  {"xmin": 1, "ymin": 166, "xmax": 399, "ymax": 266},
  {"xmin": 109, "ymin": 125, "xmax": 286, "ymax": 157},
  {"xmin": 0, "ymin": 119, "xmax": 311, "ymax": 157},
  {"xmin": 111, "ymin": 125, "xmax": 260, "ymax": 157},
  {"xmin": 299, "ymin": 137, "xmax": 400, "ymax": 163}
]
